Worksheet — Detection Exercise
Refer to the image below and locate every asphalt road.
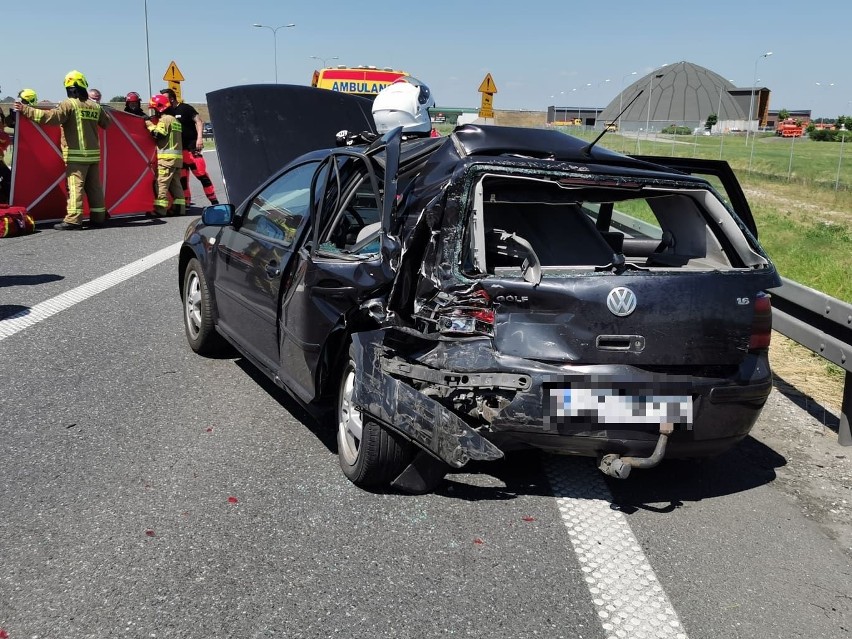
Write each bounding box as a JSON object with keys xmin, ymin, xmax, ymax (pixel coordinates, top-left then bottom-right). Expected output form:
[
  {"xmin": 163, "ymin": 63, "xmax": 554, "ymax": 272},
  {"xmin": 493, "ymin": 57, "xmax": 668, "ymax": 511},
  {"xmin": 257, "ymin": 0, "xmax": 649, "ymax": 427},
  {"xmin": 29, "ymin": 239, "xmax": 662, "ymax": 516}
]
[{"xmin": 1, "ymin": 151, "xmax": 850, "ymax": 639}]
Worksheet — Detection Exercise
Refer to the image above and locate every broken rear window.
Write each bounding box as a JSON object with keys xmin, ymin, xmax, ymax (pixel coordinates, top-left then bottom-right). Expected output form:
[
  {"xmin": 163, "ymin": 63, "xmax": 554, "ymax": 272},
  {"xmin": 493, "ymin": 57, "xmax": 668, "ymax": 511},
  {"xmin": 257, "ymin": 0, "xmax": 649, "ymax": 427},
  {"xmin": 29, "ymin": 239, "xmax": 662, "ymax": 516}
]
[{"xmin": 461, "ymin": 172, "xmax": 768, "ymax": 279}]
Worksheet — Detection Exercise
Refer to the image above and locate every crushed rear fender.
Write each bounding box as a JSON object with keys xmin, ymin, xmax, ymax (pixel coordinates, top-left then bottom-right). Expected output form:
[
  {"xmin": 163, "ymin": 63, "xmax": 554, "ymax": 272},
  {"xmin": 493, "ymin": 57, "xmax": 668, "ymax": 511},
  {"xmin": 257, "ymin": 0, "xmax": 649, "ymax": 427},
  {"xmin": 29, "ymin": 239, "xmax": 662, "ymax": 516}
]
[{"xmin": 350, "ymin": 331, "xmax": 504, "ymax": 468}]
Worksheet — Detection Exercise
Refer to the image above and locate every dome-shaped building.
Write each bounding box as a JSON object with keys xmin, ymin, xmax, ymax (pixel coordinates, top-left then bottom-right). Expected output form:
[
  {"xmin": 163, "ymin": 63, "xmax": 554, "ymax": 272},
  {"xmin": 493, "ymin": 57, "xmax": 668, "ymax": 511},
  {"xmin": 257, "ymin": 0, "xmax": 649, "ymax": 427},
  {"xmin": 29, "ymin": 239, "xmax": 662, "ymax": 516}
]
[{"xmin": 597, "ymin": 61, "xmax": 747, "ymax": 132}]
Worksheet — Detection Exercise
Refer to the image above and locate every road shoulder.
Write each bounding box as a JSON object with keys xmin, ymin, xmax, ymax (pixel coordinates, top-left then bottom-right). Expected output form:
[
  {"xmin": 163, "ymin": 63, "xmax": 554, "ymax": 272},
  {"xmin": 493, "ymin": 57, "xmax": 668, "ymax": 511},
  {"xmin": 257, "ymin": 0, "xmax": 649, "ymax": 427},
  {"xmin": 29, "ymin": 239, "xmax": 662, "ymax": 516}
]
[{"xmin": 752, "ymin": 387, "xmax": 851, "ymax": 557}]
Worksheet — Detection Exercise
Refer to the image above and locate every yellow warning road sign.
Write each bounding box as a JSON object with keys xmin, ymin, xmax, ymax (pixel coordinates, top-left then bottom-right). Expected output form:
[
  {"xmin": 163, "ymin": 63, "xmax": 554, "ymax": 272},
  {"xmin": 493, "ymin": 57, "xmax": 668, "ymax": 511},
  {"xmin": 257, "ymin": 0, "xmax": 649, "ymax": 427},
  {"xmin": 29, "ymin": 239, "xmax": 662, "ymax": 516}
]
[
  {"xmin": 163, "ymin": 61, "xmax": 185, "ymax": 82},
  {"xmin": 478, "ymin": 75, "xmax": 496, "ymax": 118},
  {"xmin": 478, "ymin": 73, "xmax": 498, "ymax": 94},
  {"xmin": 166, "ymin": 81, "xmax": 183, "ymax": 103}
]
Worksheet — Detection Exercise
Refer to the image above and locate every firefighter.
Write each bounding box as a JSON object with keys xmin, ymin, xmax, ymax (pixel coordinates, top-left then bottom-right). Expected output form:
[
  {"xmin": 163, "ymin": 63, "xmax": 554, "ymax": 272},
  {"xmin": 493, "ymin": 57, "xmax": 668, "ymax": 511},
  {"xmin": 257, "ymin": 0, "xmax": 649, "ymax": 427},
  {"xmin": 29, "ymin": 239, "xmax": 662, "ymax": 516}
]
[
  {"xmin": 13, "ymin": 71, "xmax": 111, "ymax": 230},
  {"xmin": 159, "ymin": 88, "xmax": 218, "ymax": 207},
  {"xmin": 18, "ymin": 88, "xmax": 38, "ymax": 106},
  {"xmin": 371, "ymin": 77, "xmax": 436, "ymax": 137},
  {"xmin": 336, "ymin": 77, "xmax": 437, "ymax": 147},
  {"xmin": 145, "ymin": 94, "xmax": 184, "ymax": 217},
  {"xmin": 124, "ymin": 92, "xmax": 145, "ymax": 117},
  {"xmin": 4, "ymin": 89, "xmax": 38, "ymax": 128},
  {"xmin": 0, "ymin": 130, "xmax": 11, "ymax": 204}
]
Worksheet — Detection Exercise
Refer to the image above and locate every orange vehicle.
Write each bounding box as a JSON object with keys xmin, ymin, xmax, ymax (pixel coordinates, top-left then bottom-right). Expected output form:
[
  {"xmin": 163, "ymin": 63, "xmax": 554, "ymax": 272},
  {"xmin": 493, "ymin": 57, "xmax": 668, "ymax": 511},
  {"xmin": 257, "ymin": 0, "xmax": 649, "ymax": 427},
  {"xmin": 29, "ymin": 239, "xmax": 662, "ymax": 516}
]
[
  {"xmin": 775, "ymin": 118, "xmax": 803, "ymax": 138},
  {"xmin": 311, "ymin": 66, "xmax": 409, "ymax": 99}
]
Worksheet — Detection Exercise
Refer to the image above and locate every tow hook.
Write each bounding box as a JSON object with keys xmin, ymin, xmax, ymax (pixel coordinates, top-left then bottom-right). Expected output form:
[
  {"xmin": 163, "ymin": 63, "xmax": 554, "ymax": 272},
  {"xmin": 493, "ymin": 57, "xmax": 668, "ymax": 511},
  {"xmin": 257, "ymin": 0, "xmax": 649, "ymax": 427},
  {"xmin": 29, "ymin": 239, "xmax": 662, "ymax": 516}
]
[{"xmin": 598, "ymin": 423, "xmax": 674, "ymax": 479}]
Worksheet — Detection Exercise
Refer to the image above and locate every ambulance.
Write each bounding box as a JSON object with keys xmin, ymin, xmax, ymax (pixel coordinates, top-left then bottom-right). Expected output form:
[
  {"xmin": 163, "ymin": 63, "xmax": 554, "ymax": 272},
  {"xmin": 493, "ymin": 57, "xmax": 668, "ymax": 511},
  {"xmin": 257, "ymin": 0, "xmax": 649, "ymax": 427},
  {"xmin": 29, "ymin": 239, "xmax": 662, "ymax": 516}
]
[{"xmin": 311, "ymin": 66, "xmax": 409, "ymax": 100}]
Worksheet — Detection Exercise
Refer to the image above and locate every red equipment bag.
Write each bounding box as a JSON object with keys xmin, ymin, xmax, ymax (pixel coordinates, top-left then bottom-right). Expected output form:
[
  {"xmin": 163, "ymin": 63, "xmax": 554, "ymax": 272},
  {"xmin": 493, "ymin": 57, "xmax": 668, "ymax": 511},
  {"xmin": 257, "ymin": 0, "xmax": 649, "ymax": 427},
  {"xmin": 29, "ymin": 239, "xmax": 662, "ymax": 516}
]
[{"xmin": 0, "ymin": 205, "xmax": 36, "ymax": 238}]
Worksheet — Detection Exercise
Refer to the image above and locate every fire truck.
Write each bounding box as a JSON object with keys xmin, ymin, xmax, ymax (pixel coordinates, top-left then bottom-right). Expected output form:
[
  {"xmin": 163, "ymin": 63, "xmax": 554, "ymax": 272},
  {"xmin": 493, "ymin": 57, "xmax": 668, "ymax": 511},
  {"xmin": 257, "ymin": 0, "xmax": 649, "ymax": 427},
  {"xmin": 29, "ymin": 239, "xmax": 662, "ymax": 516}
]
[{"xmin": 775, "ymin": 118, "xmax": 804, "ymax": 137}]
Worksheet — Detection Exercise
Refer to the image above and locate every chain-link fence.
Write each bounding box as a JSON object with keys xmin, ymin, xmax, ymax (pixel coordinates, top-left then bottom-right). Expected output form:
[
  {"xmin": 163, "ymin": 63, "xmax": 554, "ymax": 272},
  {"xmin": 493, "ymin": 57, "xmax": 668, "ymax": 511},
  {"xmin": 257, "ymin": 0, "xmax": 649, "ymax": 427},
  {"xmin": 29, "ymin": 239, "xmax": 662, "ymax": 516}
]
[{"xmin": 549, "ymin": 120, "xmax": 852, "ymax": 192}]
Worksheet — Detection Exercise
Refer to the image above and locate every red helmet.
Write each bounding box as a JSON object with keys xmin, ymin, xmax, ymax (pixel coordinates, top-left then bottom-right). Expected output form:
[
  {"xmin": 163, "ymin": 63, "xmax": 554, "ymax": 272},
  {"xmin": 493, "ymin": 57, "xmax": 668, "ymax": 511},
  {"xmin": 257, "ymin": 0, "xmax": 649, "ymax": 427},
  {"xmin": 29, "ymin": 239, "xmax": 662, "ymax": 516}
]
[
  {"xmin": 126, "ymin": 92, "xmax": 141, "ymax": 103},
  {"xmin": 149, "ymin": 94, "xmax": 170, "ymax": 113}
]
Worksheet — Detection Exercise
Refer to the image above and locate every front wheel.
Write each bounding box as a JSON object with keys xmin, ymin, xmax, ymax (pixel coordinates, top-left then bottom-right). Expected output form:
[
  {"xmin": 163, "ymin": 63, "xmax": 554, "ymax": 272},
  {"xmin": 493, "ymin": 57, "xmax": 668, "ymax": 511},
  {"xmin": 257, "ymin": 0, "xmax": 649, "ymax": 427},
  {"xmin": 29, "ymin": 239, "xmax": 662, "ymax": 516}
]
[
  {"xmin": 182, "ymin": 257, "xmax": 223, "ymax": 355},
  {"xmin": 337, "ymin": 352, "xmax": 412, "ymax": 487}
]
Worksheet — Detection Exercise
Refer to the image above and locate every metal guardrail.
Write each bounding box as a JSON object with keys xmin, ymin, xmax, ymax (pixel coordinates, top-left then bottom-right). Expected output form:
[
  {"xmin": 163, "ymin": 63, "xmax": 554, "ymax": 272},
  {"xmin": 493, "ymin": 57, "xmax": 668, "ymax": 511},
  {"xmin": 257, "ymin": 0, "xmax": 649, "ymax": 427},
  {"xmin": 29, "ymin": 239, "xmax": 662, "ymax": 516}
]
[
  {"xmin": 770, "ymin": 278, "xmax": 852, "ymax": 445},
  {"xmin": 607, "ymin": 210, "xmax": 851, "ymax": 445}
]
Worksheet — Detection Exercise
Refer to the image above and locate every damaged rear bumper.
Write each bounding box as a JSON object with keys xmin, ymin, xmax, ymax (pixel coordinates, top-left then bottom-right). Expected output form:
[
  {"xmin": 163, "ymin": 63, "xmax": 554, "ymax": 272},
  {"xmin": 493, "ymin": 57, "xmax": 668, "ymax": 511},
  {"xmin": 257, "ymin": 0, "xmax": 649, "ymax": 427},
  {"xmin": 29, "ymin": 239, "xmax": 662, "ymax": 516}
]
[
  {"xmin": 351, "ymin": 332, "xmax": 504, "ymax": 468},
  {"xmin": 350, "ymin": 330, "xmax": 773, "ymax": 469}
]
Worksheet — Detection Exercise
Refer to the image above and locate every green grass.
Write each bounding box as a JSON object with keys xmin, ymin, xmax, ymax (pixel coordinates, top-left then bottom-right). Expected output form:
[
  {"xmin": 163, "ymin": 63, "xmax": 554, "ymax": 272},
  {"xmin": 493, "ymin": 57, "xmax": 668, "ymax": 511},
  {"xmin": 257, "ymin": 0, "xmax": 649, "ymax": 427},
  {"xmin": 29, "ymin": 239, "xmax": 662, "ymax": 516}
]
[
  {"xmin": 752, "ymin": 205, "xmax": 851, "ymax": 300},
  {"xmin": 565, "ymin": 128, "xmax": 852, "ymax": 191}
]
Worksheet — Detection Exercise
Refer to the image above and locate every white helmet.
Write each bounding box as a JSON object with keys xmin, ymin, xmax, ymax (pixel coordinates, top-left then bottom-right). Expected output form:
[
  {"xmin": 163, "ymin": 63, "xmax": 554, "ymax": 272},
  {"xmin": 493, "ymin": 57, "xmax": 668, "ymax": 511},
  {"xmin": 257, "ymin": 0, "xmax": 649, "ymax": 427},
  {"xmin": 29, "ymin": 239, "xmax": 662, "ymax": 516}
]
[{"xmin": 372, "ymin": 77, "xmax": 435, "ymax": 136}]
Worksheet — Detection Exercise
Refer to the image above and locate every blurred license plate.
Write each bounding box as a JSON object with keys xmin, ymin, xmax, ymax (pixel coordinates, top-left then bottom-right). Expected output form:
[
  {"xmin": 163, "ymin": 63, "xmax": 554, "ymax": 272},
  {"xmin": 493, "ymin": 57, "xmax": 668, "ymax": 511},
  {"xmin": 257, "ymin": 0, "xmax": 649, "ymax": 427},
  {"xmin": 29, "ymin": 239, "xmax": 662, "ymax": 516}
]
[{"xmin": 549, "ymin": 388, "xmax": 692, "ymax": 425}]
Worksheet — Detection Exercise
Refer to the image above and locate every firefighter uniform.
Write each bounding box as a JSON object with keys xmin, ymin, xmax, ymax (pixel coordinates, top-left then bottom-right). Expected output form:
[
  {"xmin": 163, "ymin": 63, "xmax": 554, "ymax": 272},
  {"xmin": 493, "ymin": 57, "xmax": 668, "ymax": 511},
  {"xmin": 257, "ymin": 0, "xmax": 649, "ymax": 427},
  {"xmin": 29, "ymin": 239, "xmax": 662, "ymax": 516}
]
[
  {"xmin": 146, "ymin": 113, "xmax": 185, "ymax": 217},
  {"xmin": 182, "ymin": 149, "xmax": 218, "ymax": 206},
  {"xmin": 18, "ymin": 96, "xmax": 111, "ymax": 226},
  {"xmin": 163, "ymin": 92, "xmax": 219, "ymax": 207}
]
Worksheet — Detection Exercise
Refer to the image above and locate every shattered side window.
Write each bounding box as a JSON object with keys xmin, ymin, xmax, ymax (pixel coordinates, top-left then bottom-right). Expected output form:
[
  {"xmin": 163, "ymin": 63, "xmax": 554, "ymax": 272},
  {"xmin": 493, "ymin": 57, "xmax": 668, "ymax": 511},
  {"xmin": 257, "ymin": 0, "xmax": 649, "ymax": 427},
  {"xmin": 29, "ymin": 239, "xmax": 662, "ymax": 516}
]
[
  {"xmin": 241, "ymin": 161, "xmax": 320, "ymax": 246},
  {"xmin": 702, "ymin": 175, "xmax": 733, "ymax": 208},
  {"xmin": 317, "ymin": 176, "xmax": 382, "ymax": 258},
  {"xmin": 585, "ymin": 192, "xmax": 736, "ymax": 267},
  {"xmin": 464, "ymin": 175, "xmax": 616, "ymax": 276},
  {"xmin": 602, "ymin": 199, "xmax": 660, "ymax": 231}
]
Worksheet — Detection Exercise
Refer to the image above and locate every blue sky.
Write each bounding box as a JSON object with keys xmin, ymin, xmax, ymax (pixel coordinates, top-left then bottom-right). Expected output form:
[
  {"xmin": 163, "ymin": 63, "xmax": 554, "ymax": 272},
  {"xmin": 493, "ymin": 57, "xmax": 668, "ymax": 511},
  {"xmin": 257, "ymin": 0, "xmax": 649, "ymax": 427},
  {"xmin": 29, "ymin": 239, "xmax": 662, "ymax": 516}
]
[{"xmin": 5, "ymin": 1, "xmax": 849, "ymax": 118}]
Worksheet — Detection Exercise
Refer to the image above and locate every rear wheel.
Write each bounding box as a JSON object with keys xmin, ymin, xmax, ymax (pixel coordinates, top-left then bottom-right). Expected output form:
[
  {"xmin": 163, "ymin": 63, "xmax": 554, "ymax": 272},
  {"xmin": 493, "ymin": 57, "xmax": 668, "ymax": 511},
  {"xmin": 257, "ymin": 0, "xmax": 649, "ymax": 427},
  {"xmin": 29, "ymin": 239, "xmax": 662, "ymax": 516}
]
[
  {"xmin": 182, "ymin": 258, "xmax": 223, "ymax": 355},
  {"xmin": 337, "ymin": 351, "xmax": 412, "ymax": 487}
]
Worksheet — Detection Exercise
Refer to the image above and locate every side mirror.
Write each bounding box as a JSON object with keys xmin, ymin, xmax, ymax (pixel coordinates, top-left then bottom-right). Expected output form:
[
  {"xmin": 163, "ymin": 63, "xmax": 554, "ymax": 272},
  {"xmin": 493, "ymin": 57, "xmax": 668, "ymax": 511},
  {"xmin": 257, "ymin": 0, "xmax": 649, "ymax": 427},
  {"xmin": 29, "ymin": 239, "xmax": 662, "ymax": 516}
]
[{"xmin": 201, "ymin": 203, "xmax": 234, "ymax": 226}]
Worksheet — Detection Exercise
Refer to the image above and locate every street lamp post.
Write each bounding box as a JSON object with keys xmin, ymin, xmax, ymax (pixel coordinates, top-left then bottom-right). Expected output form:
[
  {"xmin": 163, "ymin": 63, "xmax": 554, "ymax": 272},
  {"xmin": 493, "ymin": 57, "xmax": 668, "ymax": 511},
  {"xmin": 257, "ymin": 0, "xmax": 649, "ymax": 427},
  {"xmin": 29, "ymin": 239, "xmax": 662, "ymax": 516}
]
[
  {"xmin": 645, "ymin": 73, "xmax": 665, "ymax": 136},
  {"xmin": 814, "ymin": 82, "xmax": 836, "ymax": 123},
  {"xmin": 746, "ymin": 51, "xmax": 772, "ymax": 145},
  {"xmin": 718, "ymin": 84, "xmax": 726, "ymax": 158},
  {"xmin": 569, "ymin": 88, "xmax": 577, "ymax": 123},
  {"xmin": 311, "ymin": 55, "xmax": 339, "ymax": 68},
  {"xmin": 253, "ymin": 23, "xmax": 296, "ymax": 83},
  {"xmin": 559, "ymin": 89, "xmax": 573, "ymax": 122},
  {"xmin": 619, "ymin": 71, "xmax": 637, "ymax": 130},
  {"xmin": 576, "ymin": 82, "xmax": 591, "ymax": 124},
  {"xmin": 595, "ymin": 79, "xmax": 610, "ymax": 129},
  {"xmin": 144, "ymin": 0, "xmax": 152, "ymax": 98},
  {"xmin": 834, "ymin": 132, "xmax": 845, "ymax": 191}
]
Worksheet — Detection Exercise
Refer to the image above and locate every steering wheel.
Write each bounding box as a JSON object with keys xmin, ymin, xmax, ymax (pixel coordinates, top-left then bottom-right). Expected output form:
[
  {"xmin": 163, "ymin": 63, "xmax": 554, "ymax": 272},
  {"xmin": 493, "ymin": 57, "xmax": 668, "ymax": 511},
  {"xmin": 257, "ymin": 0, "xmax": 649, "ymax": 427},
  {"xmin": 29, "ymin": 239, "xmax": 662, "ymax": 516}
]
[{"xmin": 345, "ymin": 208, "xmax": 365, "ymax": 227}]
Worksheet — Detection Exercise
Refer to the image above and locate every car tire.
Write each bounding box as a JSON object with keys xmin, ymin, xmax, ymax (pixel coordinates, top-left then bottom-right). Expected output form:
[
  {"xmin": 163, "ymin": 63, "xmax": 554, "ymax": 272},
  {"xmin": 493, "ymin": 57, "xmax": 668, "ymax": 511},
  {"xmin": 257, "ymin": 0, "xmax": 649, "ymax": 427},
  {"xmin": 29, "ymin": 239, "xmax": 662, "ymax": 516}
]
[
  {"xmin": 182, "ymin": 258, "xmax": 222, "ymax": 356},
  {"xmin": 337, "ymin": 350, "xmax": 412, "ymax": 487}
]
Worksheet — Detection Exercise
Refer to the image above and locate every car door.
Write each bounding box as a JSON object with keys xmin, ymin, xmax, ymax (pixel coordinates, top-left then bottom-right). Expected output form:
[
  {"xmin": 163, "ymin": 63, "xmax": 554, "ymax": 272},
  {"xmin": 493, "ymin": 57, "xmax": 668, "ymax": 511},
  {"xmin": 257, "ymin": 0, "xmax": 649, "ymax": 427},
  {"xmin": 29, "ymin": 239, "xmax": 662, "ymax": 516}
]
[
  {"xmin": 277, "ymin": 132, "xmax": 402, "ymax": 403},
  {"xmin": 213, "ymin": 160, "xmax": 321, "ymax": 373}
]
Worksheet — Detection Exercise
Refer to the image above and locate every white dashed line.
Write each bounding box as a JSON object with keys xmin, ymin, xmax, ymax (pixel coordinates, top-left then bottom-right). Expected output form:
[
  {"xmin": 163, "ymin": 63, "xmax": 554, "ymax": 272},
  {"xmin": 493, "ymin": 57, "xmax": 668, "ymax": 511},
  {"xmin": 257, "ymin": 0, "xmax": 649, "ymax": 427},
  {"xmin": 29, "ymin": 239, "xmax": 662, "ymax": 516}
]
[
  {"xmin": 0, "ymin": 241, "xmax": 181, "ymax": 342},
  {"xmin": 545, "ymin": 457, "xmax": 689, "ymax": 639}
]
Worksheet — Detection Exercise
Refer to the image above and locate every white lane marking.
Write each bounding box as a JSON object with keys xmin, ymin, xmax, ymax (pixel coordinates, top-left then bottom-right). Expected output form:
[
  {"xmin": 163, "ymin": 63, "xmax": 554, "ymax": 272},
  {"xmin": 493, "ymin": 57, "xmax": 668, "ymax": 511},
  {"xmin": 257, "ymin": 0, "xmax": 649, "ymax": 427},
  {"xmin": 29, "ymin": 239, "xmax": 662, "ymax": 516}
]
[
  {"xmin": 545, "ymin": 457, "xmax": 689, "ymax": 639},
  {"xmin": 0, "ymin": 241, "xmax": 181, "ymax": 342}
]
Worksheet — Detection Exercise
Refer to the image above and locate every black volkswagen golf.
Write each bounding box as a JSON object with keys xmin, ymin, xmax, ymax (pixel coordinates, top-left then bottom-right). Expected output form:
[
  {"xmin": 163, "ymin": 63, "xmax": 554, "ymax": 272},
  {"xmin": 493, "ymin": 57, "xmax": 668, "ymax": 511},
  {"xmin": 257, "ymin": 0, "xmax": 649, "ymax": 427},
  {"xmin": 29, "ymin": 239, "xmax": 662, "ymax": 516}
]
[{"xmin": 178, "ymin": 85, "xmax": 780, "ymax": 493}]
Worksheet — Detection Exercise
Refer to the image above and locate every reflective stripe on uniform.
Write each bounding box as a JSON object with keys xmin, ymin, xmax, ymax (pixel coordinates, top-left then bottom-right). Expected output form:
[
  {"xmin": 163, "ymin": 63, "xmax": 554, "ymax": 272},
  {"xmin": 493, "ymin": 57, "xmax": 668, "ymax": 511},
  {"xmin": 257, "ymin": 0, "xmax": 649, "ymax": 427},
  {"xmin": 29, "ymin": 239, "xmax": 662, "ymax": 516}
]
[
  {"xmin": 157, "ymin": 149, "xmax": 183, "ymax": 160},
  {"xmin": 64, "ymin": 148, "xmax": 101, "ymax": 163},
  {"xmin": 67, "ymin": 172, "xmax": 83, "ymax": 214}
]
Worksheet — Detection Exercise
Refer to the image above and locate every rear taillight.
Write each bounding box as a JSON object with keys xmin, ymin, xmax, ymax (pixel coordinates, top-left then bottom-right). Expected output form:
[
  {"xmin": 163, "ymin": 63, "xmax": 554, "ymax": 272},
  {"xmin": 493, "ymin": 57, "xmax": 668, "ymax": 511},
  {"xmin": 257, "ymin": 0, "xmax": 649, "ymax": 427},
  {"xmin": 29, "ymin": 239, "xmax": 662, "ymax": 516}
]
[
  {"xmin": 438, "ymin": 288, "xmax": 495, "ymax": 336},
  {"xmin": 749, "ymin": 292, "xmax": 772, "ymax": 349},
  {"xmin": 438, "ymin": 308, "xmax": 495, "ymax": 336}
]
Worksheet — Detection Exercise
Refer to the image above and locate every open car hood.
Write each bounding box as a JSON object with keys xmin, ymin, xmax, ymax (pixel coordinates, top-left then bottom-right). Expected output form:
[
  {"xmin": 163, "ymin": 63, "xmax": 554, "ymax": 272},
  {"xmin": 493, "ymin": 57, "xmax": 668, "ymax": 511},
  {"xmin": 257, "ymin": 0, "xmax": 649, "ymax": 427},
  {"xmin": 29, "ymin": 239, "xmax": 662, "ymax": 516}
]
[{"xmin": 206, "ymin": 84, "xmax": 376, "ymax": 207}]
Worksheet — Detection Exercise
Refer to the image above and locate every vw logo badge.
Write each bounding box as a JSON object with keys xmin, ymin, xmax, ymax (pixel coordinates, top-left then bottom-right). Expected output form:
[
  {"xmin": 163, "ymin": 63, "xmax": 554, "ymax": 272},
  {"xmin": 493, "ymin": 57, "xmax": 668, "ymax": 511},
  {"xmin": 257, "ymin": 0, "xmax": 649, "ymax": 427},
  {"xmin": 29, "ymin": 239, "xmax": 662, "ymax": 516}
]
[{"xmin": 607, "ymin": 287, "xmax": 637, "ymax": 316}]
